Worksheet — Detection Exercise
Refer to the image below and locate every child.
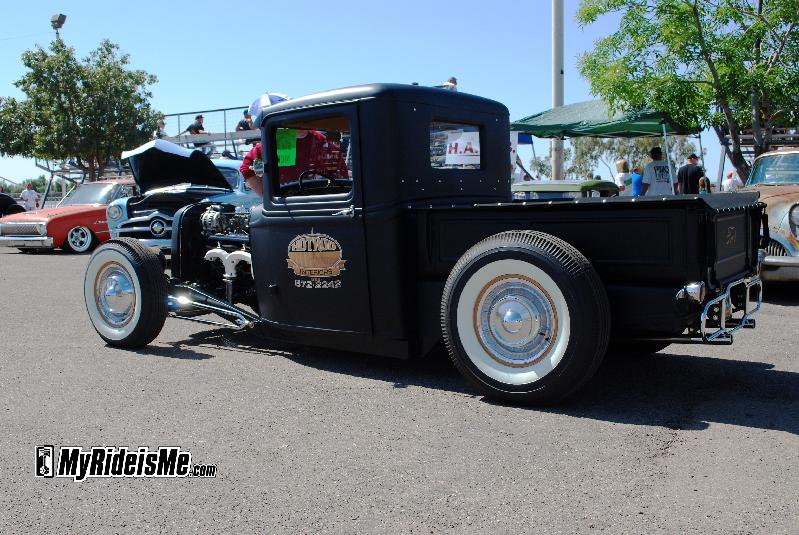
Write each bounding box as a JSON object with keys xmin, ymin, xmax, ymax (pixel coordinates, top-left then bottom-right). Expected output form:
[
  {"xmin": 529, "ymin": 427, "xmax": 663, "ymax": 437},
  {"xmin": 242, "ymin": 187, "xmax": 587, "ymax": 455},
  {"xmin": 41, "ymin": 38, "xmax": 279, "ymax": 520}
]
[{"xmin": 698, "ymin": 176, "xmax": 711, "ymax": 195}]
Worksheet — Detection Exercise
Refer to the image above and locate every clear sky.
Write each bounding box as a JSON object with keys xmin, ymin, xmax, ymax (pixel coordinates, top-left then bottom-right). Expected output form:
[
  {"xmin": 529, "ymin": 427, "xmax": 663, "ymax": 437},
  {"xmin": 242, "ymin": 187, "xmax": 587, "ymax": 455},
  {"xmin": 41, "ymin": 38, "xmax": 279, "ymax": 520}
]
[{"xmin": 0, "ymin": 0, "xmax": 726, "ymax": 185}]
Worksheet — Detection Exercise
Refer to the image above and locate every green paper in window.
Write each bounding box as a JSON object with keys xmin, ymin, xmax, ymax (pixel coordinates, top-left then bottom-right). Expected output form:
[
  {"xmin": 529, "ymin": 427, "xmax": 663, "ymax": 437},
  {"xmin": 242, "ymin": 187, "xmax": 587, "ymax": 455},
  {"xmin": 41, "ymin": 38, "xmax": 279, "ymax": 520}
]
[{"xmin": 276, "ymin": 128, "xmax": 297, "ymax": 167}]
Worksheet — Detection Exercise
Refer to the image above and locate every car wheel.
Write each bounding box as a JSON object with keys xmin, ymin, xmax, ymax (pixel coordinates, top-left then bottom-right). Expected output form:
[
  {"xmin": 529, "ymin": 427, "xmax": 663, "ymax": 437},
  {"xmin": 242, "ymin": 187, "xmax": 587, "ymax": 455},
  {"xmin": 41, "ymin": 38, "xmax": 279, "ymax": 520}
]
[
  {"xmin": 84, "ymin": 238, "xmax": 168, "ymax": 348},
  {"xmin": 64, "ymin": 226, "xmax": 95, "ymax": 253},
  {"xmin": 441, "ymin": 230, "xmax": 610, "ymax": 404}
]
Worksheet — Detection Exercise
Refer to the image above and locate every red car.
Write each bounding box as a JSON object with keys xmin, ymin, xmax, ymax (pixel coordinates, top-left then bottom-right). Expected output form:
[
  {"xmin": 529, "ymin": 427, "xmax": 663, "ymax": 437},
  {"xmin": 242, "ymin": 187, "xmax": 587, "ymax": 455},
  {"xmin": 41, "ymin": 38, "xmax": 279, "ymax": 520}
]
[{"xmin": 0, "ymin": 179, "xmax": 137, "ymax": 253}]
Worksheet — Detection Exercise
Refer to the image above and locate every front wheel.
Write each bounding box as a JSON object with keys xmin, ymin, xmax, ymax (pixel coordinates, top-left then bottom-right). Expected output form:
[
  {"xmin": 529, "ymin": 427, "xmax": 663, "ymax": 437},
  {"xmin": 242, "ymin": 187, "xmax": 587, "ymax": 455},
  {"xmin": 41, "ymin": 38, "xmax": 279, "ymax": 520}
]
[
  {"xmin": 84, "ymin": 238, "xmax": 168, "ymax": 348},
  {"xmin": 441, "ymin": 231, "xmax": 610, "ymax": 404},
  {"xmin": 64, "ymin": 226, "xmax": 95, "ymax": 253}
]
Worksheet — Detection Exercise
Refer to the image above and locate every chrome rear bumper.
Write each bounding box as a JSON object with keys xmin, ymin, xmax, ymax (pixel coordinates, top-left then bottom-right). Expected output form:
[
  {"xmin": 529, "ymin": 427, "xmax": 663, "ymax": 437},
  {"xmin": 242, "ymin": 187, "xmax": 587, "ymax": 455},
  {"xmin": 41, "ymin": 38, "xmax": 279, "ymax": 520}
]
[
  {"xmin": 699, "ymin": 276, "xmax": 762, "ymax": 342},
  {"xmin": 631, "ymin": 276, "xmax": 762, "ymax": 346}
]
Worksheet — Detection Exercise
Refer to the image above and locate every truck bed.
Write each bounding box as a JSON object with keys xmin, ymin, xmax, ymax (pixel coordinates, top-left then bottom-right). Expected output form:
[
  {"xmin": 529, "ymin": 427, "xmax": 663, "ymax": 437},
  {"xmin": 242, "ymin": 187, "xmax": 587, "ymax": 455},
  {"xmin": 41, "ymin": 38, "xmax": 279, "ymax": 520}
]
[{"xmin": 405, "ymin": 193, "xmax": 763, "ymax": 338}]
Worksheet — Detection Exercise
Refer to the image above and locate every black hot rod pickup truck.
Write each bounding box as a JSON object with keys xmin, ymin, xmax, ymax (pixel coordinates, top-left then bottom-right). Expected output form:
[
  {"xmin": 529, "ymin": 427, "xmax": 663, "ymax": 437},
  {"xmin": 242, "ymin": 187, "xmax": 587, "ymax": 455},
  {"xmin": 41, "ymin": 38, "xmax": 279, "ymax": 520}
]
[{"xmin": 83, "ymin": 84, "xmax": 765, "ymax": 403}]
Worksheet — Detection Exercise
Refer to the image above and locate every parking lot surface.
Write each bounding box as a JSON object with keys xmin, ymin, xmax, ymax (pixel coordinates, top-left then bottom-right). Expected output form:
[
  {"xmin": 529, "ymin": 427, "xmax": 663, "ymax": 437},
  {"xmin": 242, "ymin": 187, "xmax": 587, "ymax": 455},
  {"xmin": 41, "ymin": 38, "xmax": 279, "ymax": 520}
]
[{"xmin": 1, "ymin": 248, "xmax": 797, "ymax": 534}]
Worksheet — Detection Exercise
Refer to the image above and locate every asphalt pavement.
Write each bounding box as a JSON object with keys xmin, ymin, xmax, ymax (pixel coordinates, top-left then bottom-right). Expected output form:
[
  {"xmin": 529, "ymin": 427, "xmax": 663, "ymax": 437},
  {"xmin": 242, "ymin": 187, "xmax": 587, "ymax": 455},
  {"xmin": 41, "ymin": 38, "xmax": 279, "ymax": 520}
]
[{"xmin": 0, "ymin": 248, "xmax": 797, "ymax": 534}]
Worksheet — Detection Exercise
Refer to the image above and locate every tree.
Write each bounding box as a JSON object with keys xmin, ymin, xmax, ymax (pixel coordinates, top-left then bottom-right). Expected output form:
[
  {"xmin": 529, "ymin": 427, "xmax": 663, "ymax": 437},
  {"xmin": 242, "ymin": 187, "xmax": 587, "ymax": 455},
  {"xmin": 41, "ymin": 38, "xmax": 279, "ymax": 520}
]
[
  {"xmin": 0, "ymin": 39, "xmax": 160, "ymax": 180},
  {"xmin": 4, "ymin": 175, "xmax": 47, "ymax": 195},
  {"xmin": 529, "ymin": 147, "xmax": 572, "ymax": 179},
  {"xmin": 577, "ymin": 0, "xmax": 799, "ymax": 179}
]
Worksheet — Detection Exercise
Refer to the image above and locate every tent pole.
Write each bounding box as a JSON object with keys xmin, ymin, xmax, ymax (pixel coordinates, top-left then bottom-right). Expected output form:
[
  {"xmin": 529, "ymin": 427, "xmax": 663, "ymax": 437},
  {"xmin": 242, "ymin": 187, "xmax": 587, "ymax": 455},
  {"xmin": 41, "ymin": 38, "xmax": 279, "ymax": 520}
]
[{"xmin": 662, "ymin": 123, "xmax": 675, "ymax": 194}]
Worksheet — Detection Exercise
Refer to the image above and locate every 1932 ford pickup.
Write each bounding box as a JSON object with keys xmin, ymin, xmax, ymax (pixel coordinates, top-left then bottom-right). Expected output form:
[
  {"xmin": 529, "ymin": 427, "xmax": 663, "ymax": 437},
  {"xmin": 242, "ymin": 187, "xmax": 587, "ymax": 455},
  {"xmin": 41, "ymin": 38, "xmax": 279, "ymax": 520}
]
[{"xmin": 83, "ymin": 84, "xmax": 766, "ymax": 403}]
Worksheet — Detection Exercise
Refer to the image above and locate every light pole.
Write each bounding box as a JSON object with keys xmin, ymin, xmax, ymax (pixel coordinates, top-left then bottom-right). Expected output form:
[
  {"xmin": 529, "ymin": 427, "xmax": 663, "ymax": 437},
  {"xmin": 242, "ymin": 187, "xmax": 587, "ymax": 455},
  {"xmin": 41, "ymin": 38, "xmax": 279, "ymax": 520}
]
[
  {"xmin": 51, "ymin": 14, "xmax": 67, "ymax": 39},
  {"xmin": 551, "ymin": 0, "xmax": 564, "ymax": 180}
]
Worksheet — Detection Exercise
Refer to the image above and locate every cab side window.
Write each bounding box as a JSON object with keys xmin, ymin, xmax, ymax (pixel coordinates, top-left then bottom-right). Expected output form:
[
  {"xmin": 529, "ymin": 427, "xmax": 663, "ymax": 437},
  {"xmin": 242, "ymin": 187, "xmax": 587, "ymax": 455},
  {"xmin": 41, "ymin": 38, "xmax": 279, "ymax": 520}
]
[{"xmin": 269, "ymin": 115, "xmax": 352, "ymax": 198}]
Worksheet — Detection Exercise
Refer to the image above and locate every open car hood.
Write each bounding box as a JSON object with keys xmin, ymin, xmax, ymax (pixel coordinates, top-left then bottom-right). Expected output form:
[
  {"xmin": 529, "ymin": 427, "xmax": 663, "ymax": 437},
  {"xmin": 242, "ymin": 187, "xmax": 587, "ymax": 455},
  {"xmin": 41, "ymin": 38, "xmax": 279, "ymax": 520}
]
[{"xmin": 121, "ymin": 140, "xmax": 233, "ymax": 192}]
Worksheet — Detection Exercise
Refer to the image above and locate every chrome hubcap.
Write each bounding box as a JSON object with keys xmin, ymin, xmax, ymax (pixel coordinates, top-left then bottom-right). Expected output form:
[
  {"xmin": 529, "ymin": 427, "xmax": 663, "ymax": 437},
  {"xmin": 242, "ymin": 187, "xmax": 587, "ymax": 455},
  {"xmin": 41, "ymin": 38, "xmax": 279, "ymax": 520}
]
[
  {"xmin": 95, "ymin": 263, "xmax": 135, "ymax": 326},
  {"xmin": 69, "ymin": 227, "xmax": 89, "ymax": 249},
  {"xmin": 475, "ymin": 276, "xmax": 556, "ymax": 367}
]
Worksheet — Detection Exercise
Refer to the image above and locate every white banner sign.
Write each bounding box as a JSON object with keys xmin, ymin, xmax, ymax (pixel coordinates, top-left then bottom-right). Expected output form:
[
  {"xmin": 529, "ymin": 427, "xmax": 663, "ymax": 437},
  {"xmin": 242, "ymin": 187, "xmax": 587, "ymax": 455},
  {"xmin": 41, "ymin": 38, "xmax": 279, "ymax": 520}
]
[{"xmin": 444, "ymin": 131, "xmax": 480, "ymax": 166}]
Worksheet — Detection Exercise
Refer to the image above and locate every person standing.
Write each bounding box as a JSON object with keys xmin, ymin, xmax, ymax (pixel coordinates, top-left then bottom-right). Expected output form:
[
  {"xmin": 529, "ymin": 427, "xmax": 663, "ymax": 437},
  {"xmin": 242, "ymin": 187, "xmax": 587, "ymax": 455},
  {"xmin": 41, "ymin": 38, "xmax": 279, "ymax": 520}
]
[
  {"xmin": 614, "ymin": 158, "xmax": 632, "ymax": 195},
  {"xmin": 20, "ymin": 183, "xmax": 40, "ymax": 211},
  {"xmin": 698, "ymin": 176, "xmax": 712, "ymax": 195},
  {"xmin": 442, "ymin": 76, "xmax": 458, "ymax": 91},
  {"xmin": 677, "ymin": 153, "xmax": 704, "ymax": 194},
  {"xmin": 236, "ymin": 110, "xmax": 254, "ymax": 131},
  {"xmin": 630, "ymin": 167, "xmax": 644, "ymax": 196},
  {"xmin": 722, "ymin": 171, "xmax": 744, "ymax": 192},
  {"xmin": 641, "ymin": 146, "xmax": 675, "ymax": 196},
  {"xmin": 186, "ymin": 114, "xmax": 210, "ymax": 152},
  {"xmin": 236, "ymin": 110, "xmax": 257, "ymax": 147},
  {"xmin": 154, "ymin": 119, "xmax": 168, "ymax": 139}
]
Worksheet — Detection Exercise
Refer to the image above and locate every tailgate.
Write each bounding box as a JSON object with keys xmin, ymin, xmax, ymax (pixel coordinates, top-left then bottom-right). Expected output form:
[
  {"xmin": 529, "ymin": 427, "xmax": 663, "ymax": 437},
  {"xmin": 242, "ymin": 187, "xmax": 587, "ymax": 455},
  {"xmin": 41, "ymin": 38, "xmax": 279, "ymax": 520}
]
[{"xmin": 703, "ymin": 193, "xmax": 763, "ymax": 285}]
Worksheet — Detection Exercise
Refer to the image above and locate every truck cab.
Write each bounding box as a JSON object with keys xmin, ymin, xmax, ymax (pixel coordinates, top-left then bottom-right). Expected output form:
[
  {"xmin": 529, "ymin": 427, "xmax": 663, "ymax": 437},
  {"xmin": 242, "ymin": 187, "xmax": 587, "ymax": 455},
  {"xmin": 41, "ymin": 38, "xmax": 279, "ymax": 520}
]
[{"xmin": 83, "ymin": 84, "xmax": 766, "ymax": 404}]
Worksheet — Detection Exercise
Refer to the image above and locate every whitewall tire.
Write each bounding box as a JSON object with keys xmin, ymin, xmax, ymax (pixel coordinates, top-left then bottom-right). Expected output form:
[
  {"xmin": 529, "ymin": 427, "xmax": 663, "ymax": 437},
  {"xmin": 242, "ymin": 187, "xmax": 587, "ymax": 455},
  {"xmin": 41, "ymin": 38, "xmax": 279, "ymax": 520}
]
[
  {"xmin": 442, "ymin": 231, "xmax": 610, "ymax": 404},
  {"xmin": 84, "ymin": 238, "xmax": 167, "ymax": 348}
]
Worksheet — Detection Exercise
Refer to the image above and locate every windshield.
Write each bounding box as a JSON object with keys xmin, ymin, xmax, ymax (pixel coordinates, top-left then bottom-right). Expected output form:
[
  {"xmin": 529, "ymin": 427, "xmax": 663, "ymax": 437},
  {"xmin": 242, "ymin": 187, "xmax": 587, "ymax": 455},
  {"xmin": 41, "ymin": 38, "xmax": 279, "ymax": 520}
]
[
  {"xmin": 218, "ymin": 167, "xmax": 241, "ymax": 189},
  {"xmin": 59, "ymin": 183, "xmax": 121, "ymax": 206},
  {"xmin": 747, "ymin": 153, "xmax": 799, "ymax": 185}
]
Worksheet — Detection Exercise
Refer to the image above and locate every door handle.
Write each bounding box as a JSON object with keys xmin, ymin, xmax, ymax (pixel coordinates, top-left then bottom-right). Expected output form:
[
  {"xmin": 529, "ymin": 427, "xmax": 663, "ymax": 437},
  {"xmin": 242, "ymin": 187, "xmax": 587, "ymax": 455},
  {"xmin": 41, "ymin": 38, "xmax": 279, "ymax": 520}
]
[{"xmin": 332, "ymin": 205, "xmax": 355, "ymax": 218}]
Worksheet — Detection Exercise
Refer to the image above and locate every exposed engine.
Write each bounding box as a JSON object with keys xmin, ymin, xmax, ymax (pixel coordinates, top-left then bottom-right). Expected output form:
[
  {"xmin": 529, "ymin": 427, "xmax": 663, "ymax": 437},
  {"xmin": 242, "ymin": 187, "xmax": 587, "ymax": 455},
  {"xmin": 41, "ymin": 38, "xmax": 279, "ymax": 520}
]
[
  {"xmin": 196, "ymin": 204, "xmax": 255, "ymax": 306},
  {"xmin": 200, "ymin": 204, "xmax": 250, "ymax": 240}
]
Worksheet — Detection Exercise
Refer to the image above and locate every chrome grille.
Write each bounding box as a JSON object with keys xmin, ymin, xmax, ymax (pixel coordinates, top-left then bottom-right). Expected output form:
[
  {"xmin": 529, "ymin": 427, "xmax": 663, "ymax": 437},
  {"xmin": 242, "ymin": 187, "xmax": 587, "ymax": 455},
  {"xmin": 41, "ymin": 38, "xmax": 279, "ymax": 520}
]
[
  {"xmin": 765, "ymin": 239, "xmax": 788, "ymax": 257},
  {"xmin": 0, "ymin": 223, "xmax": 41, "ymax": 236}
]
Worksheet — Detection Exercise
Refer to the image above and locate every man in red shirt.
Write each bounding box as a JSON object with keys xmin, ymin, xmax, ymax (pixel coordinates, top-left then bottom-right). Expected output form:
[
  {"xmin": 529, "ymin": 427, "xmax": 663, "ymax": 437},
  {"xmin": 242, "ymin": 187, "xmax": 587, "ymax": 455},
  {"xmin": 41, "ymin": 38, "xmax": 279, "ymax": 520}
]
[{"xmin": 240, "ymin": 129, "xmax": 347, "ymax": 197}]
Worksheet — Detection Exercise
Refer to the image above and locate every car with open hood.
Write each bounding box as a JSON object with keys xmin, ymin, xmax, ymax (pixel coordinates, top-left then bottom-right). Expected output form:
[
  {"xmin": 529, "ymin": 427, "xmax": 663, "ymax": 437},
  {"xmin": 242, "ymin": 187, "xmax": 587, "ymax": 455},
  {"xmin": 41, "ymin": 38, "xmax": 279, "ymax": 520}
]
[
  {"xmin": 107, "ymin": 140, "xmax": 260, "ymax": 250},
  {"xmin": 743, "ymin": 148, "xmax": 799, "ymax": 281},
  {"xmin": 0, "ymin": 179, "xmax": 136, "ymax": 253}
]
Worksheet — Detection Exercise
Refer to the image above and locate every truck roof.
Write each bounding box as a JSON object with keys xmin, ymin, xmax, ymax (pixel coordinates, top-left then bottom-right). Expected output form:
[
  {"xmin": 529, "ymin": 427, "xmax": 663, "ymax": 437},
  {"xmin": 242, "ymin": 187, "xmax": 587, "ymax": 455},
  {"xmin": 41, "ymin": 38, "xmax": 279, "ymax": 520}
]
[{"xmin": 255, "ymin": 83, "xmax": 508, "ymax": 125}]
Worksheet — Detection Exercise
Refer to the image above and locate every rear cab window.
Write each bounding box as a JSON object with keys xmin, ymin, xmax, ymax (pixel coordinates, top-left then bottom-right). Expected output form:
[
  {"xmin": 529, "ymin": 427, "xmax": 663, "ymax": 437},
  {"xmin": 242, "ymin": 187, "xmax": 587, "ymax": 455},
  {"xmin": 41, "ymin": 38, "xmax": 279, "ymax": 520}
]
[{"xmin": 430, "ymin": 121, "xmax": 481, "ymax": 170}]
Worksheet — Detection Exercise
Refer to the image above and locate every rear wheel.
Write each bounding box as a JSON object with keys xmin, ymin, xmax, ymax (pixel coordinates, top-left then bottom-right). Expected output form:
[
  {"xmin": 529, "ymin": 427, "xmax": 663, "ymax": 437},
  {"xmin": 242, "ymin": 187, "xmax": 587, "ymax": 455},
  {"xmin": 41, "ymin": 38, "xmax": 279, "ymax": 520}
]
[
  {"xmin": 64, "ymin": 226, "xmax": 95, "ymax": 253},
  {"xmin": 441, "ymin": 231, "xmax": 610, "ymax": 404},
  {"xmin": 84, "ymin": 238, "xmax": 167, "ymax": 348}
]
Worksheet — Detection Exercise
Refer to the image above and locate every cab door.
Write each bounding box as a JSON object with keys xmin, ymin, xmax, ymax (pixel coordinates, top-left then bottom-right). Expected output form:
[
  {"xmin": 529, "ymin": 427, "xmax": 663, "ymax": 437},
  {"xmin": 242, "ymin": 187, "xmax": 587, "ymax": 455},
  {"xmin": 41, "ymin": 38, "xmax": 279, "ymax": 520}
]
[{"xmin": 250, "ymin": 106, "xmax": 372, "ymax": 335}]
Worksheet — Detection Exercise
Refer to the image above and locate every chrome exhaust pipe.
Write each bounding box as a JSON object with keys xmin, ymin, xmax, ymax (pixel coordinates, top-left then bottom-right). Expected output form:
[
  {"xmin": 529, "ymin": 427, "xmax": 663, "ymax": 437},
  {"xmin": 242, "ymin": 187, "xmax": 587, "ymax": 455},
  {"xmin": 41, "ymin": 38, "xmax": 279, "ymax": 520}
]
[{"xmin": 167, "ymin": 283, "xmax": 259, "ymax": 330}]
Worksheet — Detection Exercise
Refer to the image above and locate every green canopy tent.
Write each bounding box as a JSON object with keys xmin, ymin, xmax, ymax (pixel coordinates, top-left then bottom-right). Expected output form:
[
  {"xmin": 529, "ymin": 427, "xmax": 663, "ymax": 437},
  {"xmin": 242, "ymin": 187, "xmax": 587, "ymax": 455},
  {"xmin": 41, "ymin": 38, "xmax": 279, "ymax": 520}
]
[
  {"xmin": 511, "ymin": 99, "xmax": 698, "ymax": 138},
  {"xmin": 510, "ymin": 100, "xmax": 701, "ymax": 194}
]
